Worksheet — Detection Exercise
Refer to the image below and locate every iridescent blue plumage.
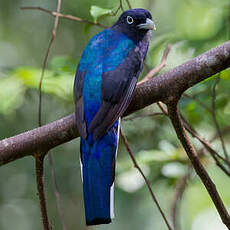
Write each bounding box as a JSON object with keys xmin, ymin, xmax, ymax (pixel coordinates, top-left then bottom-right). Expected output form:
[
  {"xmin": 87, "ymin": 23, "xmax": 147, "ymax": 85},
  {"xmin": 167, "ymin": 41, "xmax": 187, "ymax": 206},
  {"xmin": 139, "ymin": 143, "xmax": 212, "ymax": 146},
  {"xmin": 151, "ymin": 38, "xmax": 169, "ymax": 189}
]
[
  {"xmin": 80, "ymin": 29, "xmax": 135, "ymax": 134},
  {"xmin": 74, "ymin": 8, "xmax": 155, "ymax": 225}
]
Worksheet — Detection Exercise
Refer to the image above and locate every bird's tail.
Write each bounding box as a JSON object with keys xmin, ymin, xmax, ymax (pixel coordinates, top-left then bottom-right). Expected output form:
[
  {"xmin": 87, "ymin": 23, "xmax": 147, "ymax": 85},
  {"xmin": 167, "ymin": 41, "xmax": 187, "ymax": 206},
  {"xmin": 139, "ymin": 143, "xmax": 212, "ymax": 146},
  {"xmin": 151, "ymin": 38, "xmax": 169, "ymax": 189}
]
[{"xmin": 80, "ymin": 120, "xmax": 119, "ymax": 225}]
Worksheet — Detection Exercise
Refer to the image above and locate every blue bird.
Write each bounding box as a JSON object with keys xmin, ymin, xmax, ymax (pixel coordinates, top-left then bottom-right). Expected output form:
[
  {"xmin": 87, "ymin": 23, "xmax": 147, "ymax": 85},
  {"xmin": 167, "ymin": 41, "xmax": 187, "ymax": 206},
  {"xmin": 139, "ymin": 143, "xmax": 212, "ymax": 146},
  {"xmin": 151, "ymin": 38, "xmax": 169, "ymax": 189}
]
[{"xmin": 74, "ymin": 8, "xmax": 155, "ymax": 225}]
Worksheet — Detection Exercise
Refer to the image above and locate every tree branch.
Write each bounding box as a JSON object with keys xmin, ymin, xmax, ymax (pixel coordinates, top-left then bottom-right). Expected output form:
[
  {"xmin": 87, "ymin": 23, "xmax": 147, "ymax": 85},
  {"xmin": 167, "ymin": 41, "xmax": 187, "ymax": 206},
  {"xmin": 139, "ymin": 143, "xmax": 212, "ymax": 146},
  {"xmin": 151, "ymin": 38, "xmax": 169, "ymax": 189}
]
[
  {"xmin": 167, "ymin": 102, "xmax": 230, "ymax": 229},
  {"xmin": 180, "ymin": 114, "xmax": 230, "ymax": 176},
  {"xmin": 120, "ymin": 128, "xmax": 173, "ymax": 230},
  {"xmin": 125, "ymin": 0, "xmax": 132, "ymax": 9},
  {"xmin": 156, "ymin": 95, "xmax": 230, "ymax": 176},
  {"xmin": 170, "ymin": 167, "xmax": 191, "ymax": 230},
  {"xmin": 34, "ymin": 0, "xmax": 67, "ymax": 228},
  {"xmin": 139, "ymin": 44, "xmax": 171, "ymax": 84},
  {"xmin": 48, "ymin": 152, "xmax": 67, "ymax": 230},
  {"xmin": 183, "ymin": 93, "xmax": 212, "ymax": 113},
  {"xmin": 1, "ymin": 41, "xmax": 230, "ymax": 165},
  {"xmin": 21, "ymin": 7, "xmax": 107, "ymax": 28},
  {"xmin": 36, "ymin": 0, "xmax": 64, "ymax": 228},
  {"xmin": 35, "ymin": 154, "xmax": 51, "ymax": 230},
  {"xmin": 211, "ymin": 77, "xmax": 229, "ymax": 160}
]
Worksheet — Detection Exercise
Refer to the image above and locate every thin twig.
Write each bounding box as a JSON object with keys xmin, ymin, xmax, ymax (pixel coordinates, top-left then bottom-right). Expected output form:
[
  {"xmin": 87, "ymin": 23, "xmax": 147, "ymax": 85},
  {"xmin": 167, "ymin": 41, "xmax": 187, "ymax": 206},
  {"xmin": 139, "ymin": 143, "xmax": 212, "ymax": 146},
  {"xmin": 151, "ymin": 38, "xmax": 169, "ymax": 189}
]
[
  {"xmin": 120, "ymin": 0, "xmax": 124, "ymax": 11},
  {"xmin": 37, "ymin": 4, "xmax": 61, "ymax": 127},
  {"xmin": 182, "ymin": 115, "xmax": 228, "ymax": 164},
  {"xmin": 35, "ymin": 154, "xmax": 50, "ymax": 230},
  {"xmin": 33, "ymin": 0, "xmax": 67, "ymax": 229},
  {"xmin": 34, "ymin": 0, "xmax": 62, "ymax": 227},
  {"xmin": 211, "ymin": 77, "xmax": 229, "ymax": 160},
  {"xmin": 111, "ymin": 6, "xmax": 121, "ymax": 17},
  {"xmin": 167, "ymin": 101, "xmax": 230, "ymax": 229},
  {"xmin": 157, "ymin": 101, "xmax": 168, "ymax": 115},
  {"xmin": 120, "ymin": 128, "xmax": 173, "ymax": 230},
  {"xmin": 170, "ymin": 167, "xmax": 191, "ymax": 230},
  {"xmin": 211, "ymin": 125, "xmax": 230, "ymax": 142},
  {"xmin": 198, "ymin": 125, "xmax": 230, "ymax": 159},
  {"xmin": 181, "ymin": 115, "xmax": 230, "ymax": 175},
  {"xmin": 157, "ymin": 98, "xmax": 230, "ymax": 176},
  {"xmin": 21, "ymin": 7, "xmax": 107, "ymax": 28},
  {"xmin": 125, "ymin": 0, "xmax": 132, "ymax": 9},
  {"xmin": 123, "ymin": 112, "xmax": 164, "ymax": 121},
  {"xmin": 48, "ymin": 153, "xmax": 67, "ymax": 230},
  {"xmin": 157, "ymin": 99, "xmax": 230, "ymax": 172},
  {"xmin": 138, "ymin": 44, "xmax": 171, "ymax": 84},
  {"xmin": 183, "ymin": 93, "xmax": 212, "ymax": 113}
]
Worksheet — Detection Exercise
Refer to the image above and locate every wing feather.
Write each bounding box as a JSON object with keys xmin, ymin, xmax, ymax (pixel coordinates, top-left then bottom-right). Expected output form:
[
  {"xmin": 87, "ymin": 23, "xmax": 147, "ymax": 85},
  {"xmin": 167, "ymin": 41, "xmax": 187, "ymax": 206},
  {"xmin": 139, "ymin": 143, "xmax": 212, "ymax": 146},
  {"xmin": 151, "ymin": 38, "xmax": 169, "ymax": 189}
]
[
  {"xmin": 89, "ymin": 48, "xmax": 142, "ymax": 140},
  {"xmin": 74, "ymin": 65, "xmax": 87, "ymax": 139},
  {"xmin": 93, "ymin": 77, "xmax": 137, "ymax": 140}
]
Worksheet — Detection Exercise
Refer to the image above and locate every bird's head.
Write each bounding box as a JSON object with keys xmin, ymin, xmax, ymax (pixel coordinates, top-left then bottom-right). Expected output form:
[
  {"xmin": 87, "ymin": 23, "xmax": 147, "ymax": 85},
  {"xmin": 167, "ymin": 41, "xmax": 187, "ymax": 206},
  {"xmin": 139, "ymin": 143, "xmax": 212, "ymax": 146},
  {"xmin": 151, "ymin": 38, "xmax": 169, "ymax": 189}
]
[{"xmin": 112, "ymin": 8, "xmax": 156, "ymax": 43}]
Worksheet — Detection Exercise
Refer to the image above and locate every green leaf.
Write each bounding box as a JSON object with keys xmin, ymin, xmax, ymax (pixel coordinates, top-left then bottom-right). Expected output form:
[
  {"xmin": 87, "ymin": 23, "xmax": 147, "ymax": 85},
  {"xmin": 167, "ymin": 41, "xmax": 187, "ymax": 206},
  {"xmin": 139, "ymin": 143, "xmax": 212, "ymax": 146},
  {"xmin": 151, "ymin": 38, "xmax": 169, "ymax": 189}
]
[
  {"xmin": 219, "ymin": 68, "xmax": 230, "ymax": 80},
  {"xmin": 0, "ymin": 76, "xmax": 25, "ymax": 114},
  {"xmin": 202, "ymin": 68, "xmax": 230, "ymax": 83},
  {"xmin": 136, "ymin": 148, "xmax": 186, "ymax": 164},
  {"xmin": 90, "ymin": 5, "xmax": 112, "ymax": 23},
  {"xmin": 13, "ymin": 67, "xmax": 74, "ymax": 101}
]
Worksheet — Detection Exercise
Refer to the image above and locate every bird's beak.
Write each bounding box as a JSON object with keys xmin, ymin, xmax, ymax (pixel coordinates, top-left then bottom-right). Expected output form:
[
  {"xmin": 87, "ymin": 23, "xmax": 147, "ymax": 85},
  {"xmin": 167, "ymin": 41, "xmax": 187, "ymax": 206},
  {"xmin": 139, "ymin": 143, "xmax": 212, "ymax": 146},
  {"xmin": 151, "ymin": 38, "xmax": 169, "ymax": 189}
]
[{"xmin": 137, "ymin": 18, "xmax": 156, "ymax": 30}]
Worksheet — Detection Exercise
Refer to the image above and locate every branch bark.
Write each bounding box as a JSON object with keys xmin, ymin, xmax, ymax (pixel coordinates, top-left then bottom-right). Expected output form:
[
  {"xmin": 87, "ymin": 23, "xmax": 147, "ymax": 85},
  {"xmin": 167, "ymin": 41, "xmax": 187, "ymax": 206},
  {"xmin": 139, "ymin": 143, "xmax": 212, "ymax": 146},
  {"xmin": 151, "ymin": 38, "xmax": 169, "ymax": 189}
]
[
  {"xmin": 167, "ymin": 102, "xmax": 230, "ymax": 229},
  {"xmin": 1, "ymin": 41, "xmax": 230, "ymax": 165},
  {"xmin": 35, "ymin": 154, "xmax": 51, "ymax": 230}
]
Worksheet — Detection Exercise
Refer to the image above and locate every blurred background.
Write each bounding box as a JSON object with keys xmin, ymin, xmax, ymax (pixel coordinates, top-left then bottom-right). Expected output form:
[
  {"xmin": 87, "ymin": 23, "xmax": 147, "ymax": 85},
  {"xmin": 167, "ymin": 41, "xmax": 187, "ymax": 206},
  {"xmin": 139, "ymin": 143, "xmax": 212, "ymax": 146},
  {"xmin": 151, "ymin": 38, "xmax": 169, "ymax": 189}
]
[{"xmin": 0, "ymin": 0, "xmax": 230, "ymax": 229}]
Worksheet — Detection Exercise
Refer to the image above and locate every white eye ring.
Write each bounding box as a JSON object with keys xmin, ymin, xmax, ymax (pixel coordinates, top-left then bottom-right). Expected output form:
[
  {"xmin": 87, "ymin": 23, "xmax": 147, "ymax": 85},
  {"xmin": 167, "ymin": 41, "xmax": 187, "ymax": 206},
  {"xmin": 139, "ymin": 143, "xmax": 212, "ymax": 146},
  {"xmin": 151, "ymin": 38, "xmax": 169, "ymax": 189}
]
[{"xmin": 127, "ymin": 16, "xmax": 134, "ymax": 24}]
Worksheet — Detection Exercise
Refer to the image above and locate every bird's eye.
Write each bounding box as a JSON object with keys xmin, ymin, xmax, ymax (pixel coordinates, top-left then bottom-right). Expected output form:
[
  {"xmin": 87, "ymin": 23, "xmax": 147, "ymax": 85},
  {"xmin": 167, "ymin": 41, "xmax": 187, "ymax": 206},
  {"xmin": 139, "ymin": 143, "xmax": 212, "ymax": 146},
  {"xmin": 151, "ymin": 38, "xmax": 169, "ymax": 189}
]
[{"xmin": 126, "ymin": 16, "xmax": 134, "ymax": 24}]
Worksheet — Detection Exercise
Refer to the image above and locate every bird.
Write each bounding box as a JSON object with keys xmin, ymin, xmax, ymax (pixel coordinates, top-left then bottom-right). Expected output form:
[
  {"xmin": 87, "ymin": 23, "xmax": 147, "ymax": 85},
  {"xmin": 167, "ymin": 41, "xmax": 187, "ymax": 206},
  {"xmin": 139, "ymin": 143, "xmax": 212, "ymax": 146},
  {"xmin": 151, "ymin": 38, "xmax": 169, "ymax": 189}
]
[{"xmin": 73, "ymin": 8, "xmax": 156, "ymax": 226}]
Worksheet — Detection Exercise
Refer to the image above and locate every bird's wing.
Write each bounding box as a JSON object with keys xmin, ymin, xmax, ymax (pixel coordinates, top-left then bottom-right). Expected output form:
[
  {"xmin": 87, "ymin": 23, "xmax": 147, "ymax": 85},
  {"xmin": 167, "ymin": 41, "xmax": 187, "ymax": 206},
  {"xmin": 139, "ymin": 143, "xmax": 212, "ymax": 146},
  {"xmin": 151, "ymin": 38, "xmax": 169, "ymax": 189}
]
[
  {"xmin": 74, "ymin": 29, "xmax": 115, "ymax": 139},
  {"xmin": 73, "ymin": 65, "xmax": 87, "ymax": 139},
  {"xmin": 89, "ymin": 48, "xmax": 142, "ymax": 140}
]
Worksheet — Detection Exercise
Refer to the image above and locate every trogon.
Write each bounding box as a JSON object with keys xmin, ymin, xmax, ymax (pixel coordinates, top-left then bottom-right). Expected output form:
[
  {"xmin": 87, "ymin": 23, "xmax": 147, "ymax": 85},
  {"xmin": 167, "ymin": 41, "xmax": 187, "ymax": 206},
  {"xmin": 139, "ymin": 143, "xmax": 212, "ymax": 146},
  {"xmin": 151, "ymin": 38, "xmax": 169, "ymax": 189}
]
[{"xmin": 73, "ymin": 8, "xmax": 156, "ymax": 225}]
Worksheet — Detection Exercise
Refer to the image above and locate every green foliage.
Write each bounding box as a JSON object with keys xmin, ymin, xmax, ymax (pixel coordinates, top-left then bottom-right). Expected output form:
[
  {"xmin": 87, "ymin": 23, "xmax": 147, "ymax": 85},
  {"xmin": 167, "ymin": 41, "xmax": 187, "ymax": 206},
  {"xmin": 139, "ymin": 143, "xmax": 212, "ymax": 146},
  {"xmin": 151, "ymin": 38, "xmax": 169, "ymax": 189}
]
[
  {"xmin": 90, "ymin": 5, "xmax": 113, "ymax": 23},
  {"xmin": 15, "ymin": 67, "xmax": 74, "ymax": 101},
  {"xmin": 219, "ymin": 68, "xmax": 230, "ymax": 80},
  {"xmin": 0, "ymin": 66, "xmax": 74, "ymax": 114},
  {"xmin": 176, "ymin": 2, "xmax": 223, "ymax": 40},
  {"xmin": 0, "ymin": 76, "xmax": 25, "ymax": 115}
]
